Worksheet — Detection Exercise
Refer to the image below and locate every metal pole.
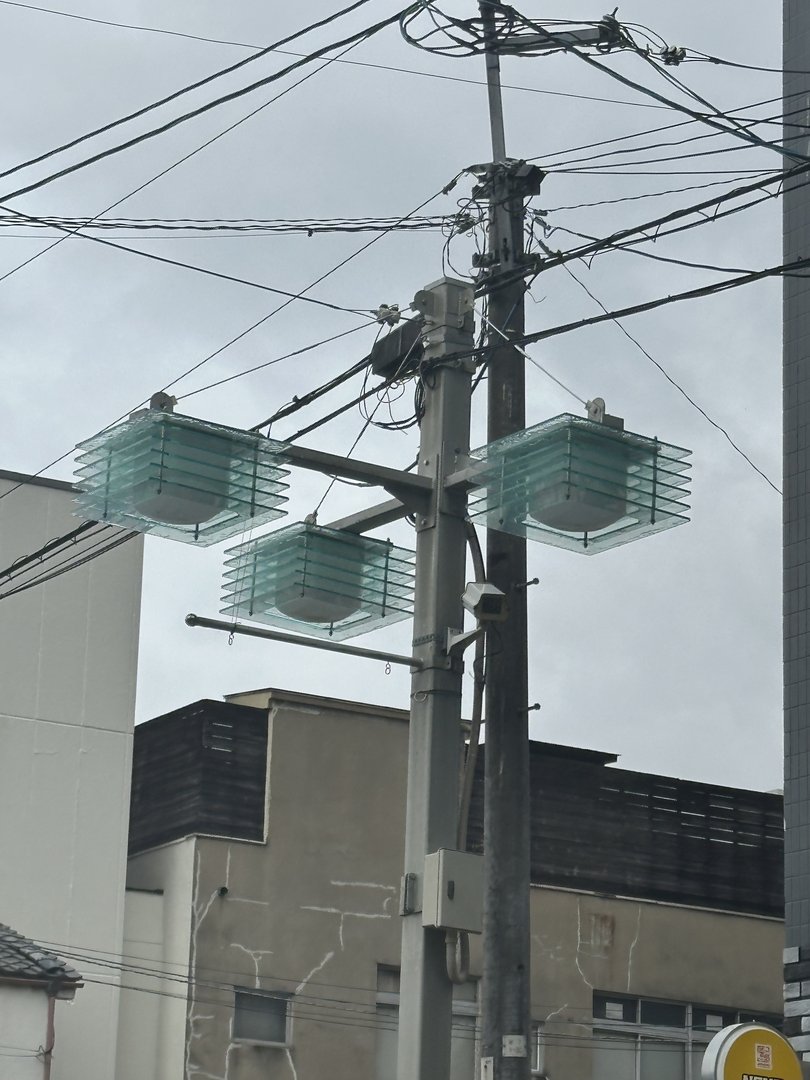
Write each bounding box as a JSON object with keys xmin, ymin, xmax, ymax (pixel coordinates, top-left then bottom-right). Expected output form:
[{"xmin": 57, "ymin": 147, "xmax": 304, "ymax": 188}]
[
  {"xmin": 396, "ymin": 277, "xmax": 475, "ymax": 1080},
  {"xmin": 478, "ymin": 4, "xmax": 532, "ymax": 1080}
]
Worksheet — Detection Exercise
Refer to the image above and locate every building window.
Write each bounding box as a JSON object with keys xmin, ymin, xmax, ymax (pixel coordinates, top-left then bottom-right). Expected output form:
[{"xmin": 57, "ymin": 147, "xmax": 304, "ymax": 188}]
[
  {"xmin": 233, "ymin": 988, "xmax": 292, "ymax": 1046},
  {"xmin": 586, "ymin": 993, "xmax": 782, "ymax": 1080},
  {"xmin": 374, "ymin": 966, "xmax": 477, "ymax": 1080}
]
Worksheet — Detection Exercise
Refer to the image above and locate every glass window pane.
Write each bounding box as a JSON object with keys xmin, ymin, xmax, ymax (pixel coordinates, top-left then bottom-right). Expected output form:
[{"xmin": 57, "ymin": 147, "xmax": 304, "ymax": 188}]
[
  {"xmin": 692, "ymin": 1008, "xmax": 734, "ymax": 1032},
  {"xmin": 640, "ymin": 1039, "xmax": 685, "ymax": 1080},
  {"xmin": 594, "ymin": 993, "xmax": 638, "ymax": 1022},
  {"xmin": 233, "ymin": 990, "xmax": 289, "ymax": 1043},
  {"xmin": 640, "ymin": 1001, "xmax": 686, "ymax": 1028},
  {"xmin": 593, "ymin": 1031, "xmax": 637, "ymax": 1080}
]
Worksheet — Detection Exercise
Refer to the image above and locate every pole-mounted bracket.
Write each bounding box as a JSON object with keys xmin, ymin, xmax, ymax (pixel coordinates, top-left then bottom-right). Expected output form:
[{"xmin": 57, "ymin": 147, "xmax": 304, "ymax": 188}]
[
  {"xmin": 445, "ymin": 626, "xmax": 484, "ymax": 659},
  {"xmin": 399, "ymin": 872, "xmax": 420, "ymax": 916},
  {"xmin": 412, "ymin": 278, "xmax": 475, "ymax": 366}
]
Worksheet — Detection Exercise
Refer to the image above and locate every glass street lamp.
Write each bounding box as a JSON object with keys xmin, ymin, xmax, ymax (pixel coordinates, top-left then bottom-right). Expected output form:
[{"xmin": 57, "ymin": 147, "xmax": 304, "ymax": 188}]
[
  {"xmin": 467, "ymin": 409, "xmax": 691, "ymax": 554},
  {"xmin": 74, "ymin": 405, "xmax": 289, "ymax": 545},
  {"xmin": 221, "ymin": 521, "xmax": 416, "ymax": 640}
]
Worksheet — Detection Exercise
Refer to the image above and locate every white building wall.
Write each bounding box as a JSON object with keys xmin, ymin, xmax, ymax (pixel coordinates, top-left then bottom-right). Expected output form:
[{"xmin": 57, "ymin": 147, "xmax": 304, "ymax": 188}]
[
  {"xmin": 0, "ymin": 984, "xmax": 48, "ymax": 1080},
  {"xmin": 122, "ymin": 838, "xmax": 196, "ymax": 1080},
  {"xmin": 0, "ymin": 473, "xmax": 143, "ymax": 1080}
]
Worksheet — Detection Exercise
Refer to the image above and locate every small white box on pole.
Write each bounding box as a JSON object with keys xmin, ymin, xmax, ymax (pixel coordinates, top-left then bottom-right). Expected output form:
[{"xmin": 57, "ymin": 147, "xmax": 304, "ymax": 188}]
[{"xmin": 421, "ymin": 849, "xmax": 483, "ymax": 933}]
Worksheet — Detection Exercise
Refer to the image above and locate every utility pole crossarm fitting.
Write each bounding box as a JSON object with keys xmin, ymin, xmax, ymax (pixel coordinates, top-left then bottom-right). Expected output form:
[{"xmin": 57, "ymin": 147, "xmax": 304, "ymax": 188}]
[
  {"xmin": 496, "ymin": 26, "xmax": 604, "ymax": 54},
  {"xmin": 281, "ymin": 443, "xmax": 432, "ymax": 514},
  {"xmin": 325, "ymin": 496, "xmax": 409, "ymax": 535}
]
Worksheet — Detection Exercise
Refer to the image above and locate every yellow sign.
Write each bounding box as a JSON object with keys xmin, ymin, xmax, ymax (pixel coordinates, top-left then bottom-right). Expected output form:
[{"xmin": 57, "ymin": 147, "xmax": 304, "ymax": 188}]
[{"xmin": 701, "ymin": 1023, "xmax": 802, "ymax": 1080}]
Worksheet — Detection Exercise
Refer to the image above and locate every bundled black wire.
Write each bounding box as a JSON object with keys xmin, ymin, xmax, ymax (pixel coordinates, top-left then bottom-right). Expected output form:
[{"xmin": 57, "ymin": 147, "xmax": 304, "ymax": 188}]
[{"xmin": 0, "ymin": 213, "xmax": 455, "ymax": 236}]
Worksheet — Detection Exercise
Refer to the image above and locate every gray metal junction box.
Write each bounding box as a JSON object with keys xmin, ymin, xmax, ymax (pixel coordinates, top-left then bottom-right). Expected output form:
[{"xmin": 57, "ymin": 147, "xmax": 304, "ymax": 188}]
[{"xmin": 421, "ymin": 849, "xmax": 484, "ymax": 934}]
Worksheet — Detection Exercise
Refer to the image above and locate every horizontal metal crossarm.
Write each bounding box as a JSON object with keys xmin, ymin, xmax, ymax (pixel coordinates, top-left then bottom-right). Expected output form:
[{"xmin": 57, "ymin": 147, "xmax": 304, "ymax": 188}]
[
  {"xmin": 325, "ymin": 497, "xmax": 409, "ymax": 534},
  {"xmin": 282, "ymin": 444, "xmax": 433, "ymax": 512}
]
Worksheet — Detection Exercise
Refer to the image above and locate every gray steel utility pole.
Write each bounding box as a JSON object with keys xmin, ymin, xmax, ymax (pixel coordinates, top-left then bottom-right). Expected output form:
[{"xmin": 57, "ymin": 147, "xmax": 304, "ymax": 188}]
[
  {"xmin": 478, "ymin": 5, "xmax": 532, "ymax": 1079},
  {"xmin": 396, "ymin": 277, "xmax": 475, "ymax": 1080}
]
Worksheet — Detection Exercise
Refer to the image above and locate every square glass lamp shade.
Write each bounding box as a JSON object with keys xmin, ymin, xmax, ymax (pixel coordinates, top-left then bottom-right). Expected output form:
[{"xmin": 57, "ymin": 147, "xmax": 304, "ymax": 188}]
[
  {"xmin": 73, "ymin": 410, "xmax": 290, "ymax": 545},
  {"xmin": 467, "ymin": 414, "xmax": 691, "ymax": 554},
  {"xmin": 221, "ymin": 522, "xmax": 416, "ymax": 640}
]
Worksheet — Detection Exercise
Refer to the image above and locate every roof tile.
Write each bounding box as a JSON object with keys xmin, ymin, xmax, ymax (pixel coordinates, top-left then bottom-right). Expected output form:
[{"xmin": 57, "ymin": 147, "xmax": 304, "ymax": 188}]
[{"xmin": 0, "ymin": 924, "xmax": 81, "ymax": 985}]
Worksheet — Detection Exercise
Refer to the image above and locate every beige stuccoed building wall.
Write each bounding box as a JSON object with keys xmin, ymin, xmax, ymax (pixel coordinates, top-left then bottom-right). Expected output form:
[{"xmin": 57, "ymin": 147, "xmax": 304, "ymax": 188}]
[
  {"xmin": 0, "ymin": 471, "xmax": 143, "ymax": 1080},
  {"xmin": 124, "ymin": 687, "xmax": 784, "ymax": 1080}
]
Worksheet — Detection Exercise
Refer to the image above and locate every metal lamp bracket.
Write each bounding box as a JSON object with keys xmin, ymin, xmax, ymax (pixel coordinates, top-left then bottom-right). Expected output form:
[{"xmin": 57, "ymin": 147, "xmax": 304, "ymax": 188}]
[{"xmin": 445, "ymin": 626, "xmax": 484, "ymax": 659}]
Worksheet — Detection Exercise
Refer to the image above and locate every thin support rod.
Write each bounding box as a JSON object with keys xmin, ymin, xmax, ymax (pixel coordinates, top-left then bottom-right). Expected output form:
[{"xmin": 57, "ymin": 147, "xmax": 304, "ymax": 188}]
[
  {"xmin": 481, "ymin": 8, "xmax": 508, "ymax": 163},
  {"xmin": 185, "ymin": 614, "xmax": 423, "ymax": 669}
]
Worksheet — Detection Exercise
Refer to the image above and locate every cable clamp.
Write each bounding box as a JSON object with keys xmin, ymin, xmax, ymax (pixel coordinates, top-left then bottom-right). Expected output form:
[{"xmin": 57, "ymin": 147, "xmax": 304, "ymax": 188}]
[
  {"xmin": 374, "ymin": 303, "xmax": 401, "ymax": 326},
  {"xmin": 660, "ymin": 45, "xmax": 687, "ymax": 65}
]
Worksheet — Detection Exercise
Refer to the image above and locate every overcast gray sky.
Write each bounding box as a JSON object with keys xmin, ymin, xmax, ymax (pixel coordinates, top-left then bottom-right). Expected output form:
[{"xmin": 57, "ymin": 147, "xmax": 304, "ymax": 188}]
[{"xmin": 0, "ymin": 0, "xmax": 785, "ymax": 790}]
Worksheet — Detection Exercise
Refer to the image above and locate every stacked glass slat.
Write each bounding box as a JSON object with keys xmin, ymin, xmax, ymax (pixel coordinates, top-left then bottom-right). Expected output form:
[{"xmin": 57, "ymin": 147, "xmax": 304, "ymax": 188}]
[
  {"xmin": 467, "ymin": 413, "xmax": 691, "ymax": 554},
  {"xmin": 222, "ymin": 522, "xmax": 415, "ymax": 640},
  {"xmin": 74, "ymin": 410, "xmax": 289, "ymax": 545}
]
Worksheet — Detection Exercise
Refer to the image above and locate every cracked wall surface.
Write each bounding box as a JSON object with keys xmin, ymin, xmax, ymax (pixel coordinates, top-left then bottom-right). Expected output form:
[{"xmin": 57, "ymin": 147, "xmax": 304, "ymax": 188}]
[
  {"xmin": 183, "ymin": 697, "xmax": 408, "ymax": 1080},
  {"xmin": 125, "ymin": 692, "xmax": 785, "ymax": 1080}
]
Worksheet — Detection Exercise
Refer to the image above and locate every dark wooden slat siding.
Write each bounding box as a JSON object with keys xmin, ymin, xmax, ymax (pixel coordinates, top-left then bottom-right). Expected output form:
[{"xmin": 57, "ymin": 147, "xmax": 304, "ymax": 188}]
[
  {"xmin": 129, "ymin": 700, "xmax": 268, "ymax": 855},
  {"xmin": 466, "ymin": 746, "xmax": 784, "ymax": 918}
]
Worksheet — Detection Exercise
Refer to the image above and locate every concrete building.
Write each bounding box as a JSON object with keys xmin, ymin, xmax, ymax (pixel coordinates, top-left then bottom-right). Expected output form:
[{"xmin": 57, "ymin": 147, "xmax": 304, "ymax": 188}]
[
  {"xmin": 121, "ymin": 688, "xmax": 784, "ymax": 1080},
  {"xmin": 0, "ymin": 923, "xmax": 83, "ymax": 1080},
  {"xmin": 0, "ymin": 471, "xmax": 143, "ymax": 1080}
]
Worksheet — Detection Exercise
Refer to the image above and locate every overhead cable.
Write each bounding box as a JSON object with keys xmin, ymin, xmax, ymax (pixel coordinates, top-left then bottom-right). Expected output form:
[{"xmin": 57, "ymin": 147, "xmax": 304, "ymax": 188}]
[
  {"xmin": 0, "ymin": 202, "xmax": 374, "ymax": 317},
  {"xmin": 499, "ymin": 162, "xmax": 808, "ymax": 290},
  {"xmin": 557, "ymin": 260, "xmax": 780, "ymax": 494},
  {"xmin": 477, "ymin": 255, "xmax": 810, "ymax": 358},
  {"xmin": 0, "ymin": 0, "xmax": 379, "ymax": 187},
  {"xmin": 0, "ymin": 0, "xmax": 676, "ymax": 112},
  {"xmin": 0, "ymin": 29, "xmax": 377, "ymax": 289},
  {"xmin": 0, "ymin": 5, "xmax": 418, "ymax": 205},
  {"xmin": 514, "ymin": 13, "xmax": 809, "ymax": 165}
]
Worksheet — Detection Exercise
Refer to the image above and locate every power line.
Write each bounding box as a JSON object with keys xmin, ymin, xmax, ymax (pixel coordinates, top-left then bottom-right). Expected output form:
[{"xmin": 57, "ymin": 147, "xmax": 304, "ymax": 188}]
[
  {"xmin": 20, "ymin": 934, "xmax": 740, "ymax": 1053},
  {"xmin": 520, "ymin": 15, "xmax": 809, "ymax": 166},
  {"xmin": 0, "ymin": 6, "xmax": 416, "ymax": 206},
  {"xmin": 684, "ymin": 49, "xmax": 810, "ymax": 77},
  {"xmin": 539, "ymin": 174, "xmax": 781, "ymax": 214},
  {"xmin": 557, "ymin": 261, "xmax": 780, "ymax": 494},
  {"xmin": 0, "ymin": 0, "xmax": 681, "ymax": 112},
  {"xmin": 0, "ymin": 213, "xmax": 453, "ymax": 236},
  {"xmin": 180, "ymin": 324, "xmax": 375, "ymax": 404},
  {"xmin": 0, "ymin": 28, "xmax": 385, "ymax": 292},
  {"xmin": 508, "ymin": 162, "xmax": 807, "ymax": 289},
  {"xmin": 562, "ymin": 187, "xmax": 783, "ymax": 271},
  {"xmin": 0, "ymin": 529, "xmax": 137, "ymax": 600},
  {"xmin": 475, "ymin": 255, "xmax": 810, "ymax": 359},
  {"xmin": 0, "ymin": 0, "xmax": 378, "ymax": 188},
  {"xmin": 540, "ymin": 101, "xmax": 806, "ymax": 171},
  {"xmin": 0, "ymin": 202, "xmax": 375, "ymax": 317},
  {"xmin": 544, "ymin": 223, "xmax": 755, "ymax": 275},
  {"xmin": 0, "ymin": 168, "xmax": 457, "ymax": 562},
  {"xmin": 554, "ymin": 168, "xmax": 780, "ymax": 177},
  {"xmin": 4, "ymin": 222, "xmax": 788, "ymax": 594}
]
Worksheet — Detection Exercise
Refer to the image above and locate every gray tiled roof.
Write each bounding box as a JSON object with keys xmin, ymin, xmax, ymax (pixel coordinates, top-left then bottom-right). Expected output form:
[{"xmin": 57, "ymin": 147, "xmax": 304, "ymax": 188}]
[{"xmin": 0, "ymin": 924, "xmax": 81, "ymax": 985}]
